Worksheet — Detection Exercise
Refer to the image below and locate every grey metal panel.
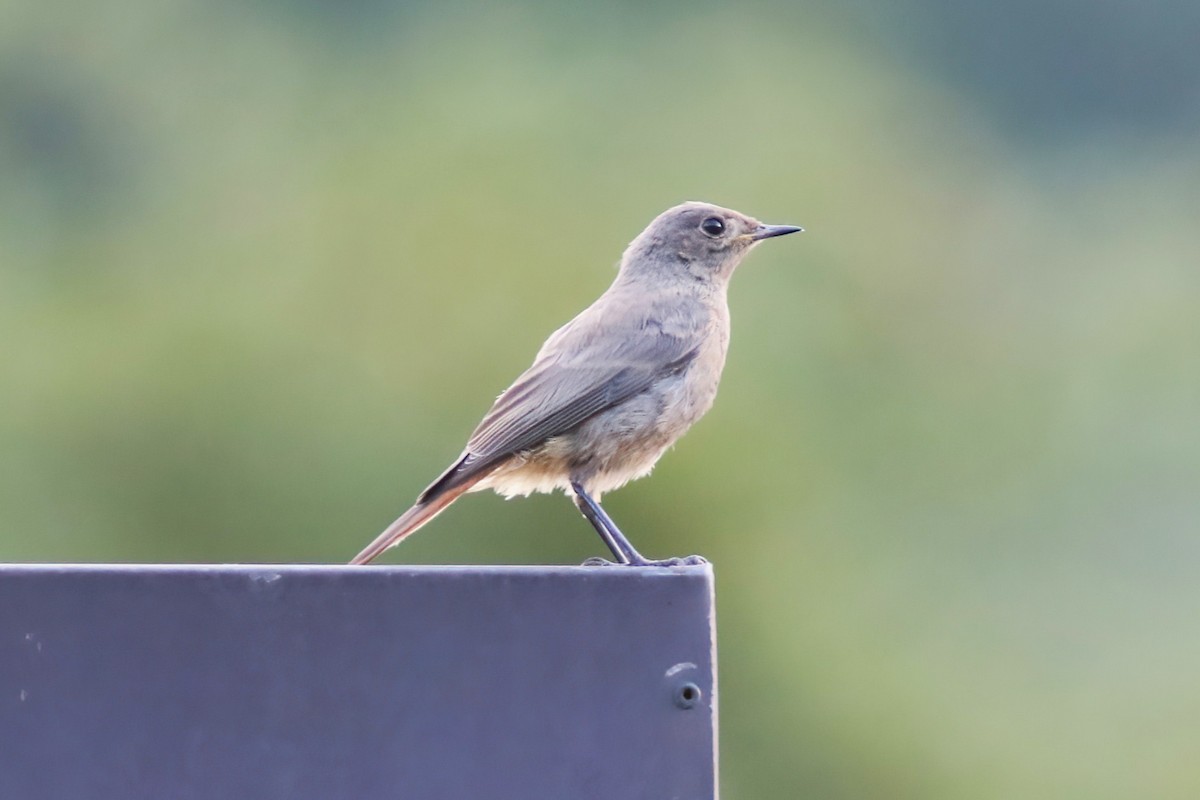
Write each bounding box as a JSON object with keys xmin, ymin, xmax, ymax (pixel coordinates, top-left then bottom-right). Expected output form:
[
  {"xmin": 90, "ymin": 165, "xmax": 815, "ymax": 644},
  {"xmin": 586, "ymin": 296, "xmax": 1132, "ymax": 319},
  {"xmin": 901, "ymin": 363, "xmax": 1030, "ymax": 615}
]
[{"xmin": 0, "ymin": 564, "xmax": 716, "ymax": 800}]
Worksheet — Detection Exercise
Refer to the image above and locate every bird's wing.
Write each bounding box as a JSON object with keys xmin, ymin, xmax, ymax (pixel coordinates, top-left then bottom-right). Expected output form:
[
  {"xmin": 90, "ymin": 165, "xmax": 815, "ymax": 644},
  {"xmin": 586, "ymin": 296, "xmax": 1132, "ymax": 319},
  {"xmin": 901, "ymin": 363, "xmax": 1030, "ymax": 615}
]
[{"xmin": 417, "ymin": 315, "xmax": 698, "ymax": 502}]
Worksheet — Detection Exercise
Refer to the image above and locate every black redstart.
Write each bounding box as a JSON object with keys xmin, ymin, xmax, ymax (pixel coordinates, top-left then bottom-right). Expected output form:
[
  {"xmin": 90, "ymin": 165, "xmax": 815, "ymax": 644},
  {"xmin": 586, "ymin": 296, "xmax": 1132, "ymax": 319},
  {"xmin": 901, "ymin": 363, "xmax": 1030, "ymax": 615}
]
[{"xmin": 351, "ymin": 201, "xmax": 802, "ymax": 566}]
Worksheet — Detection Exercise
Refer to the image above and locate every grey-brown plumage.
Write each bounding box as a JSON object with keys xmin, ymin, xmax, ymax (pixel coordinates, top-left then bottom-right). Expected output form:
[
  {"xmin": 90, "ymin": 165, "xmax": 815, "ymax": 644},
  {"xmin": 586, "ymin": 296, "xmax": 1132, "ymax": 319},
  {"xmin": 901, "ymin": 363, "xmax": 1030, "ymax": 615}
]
[{"xmin": 351, "ymin": 201, "xmax": 802, "ymax": 566}]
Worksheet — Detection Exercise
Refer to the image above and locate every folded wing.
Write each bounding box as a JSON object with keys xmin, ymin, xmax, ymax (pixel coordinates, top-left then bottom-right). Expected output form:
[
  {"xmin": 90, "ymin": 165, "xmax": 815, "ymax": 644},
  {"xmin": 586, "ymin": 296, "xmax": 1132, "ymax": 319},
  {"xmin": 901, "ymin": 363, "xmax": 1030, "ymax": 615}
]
[{"xmin": 418, "ymin": 318, "xmax": 698, "ymax": 502}]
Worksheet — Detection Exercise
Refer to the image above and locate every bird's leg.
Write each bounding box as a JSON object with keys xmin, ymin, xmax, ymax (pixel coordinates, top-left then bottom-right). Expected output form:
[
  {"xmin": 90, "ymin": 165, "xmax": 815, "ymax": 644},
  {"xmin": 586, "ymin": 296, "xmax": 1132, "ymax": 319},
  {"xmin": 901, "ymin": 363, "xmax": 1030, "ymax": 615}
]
[
  {"xmin": 570, "ymin": 482, "xmax": 650, "ymax": 566},
  {"xmin": 570, "ymin": 482, "xmax": 710, "ymax": 567}
]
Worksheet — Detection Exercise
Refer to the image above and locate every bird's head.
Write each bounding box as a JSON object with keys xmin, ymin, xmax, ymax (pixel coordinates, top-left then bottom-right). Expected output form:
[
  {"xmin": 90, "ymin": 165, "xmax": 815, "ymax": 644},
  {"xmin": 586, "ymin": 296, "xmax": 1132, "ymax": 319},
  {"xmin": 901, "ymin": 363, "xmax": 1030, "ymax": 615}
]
[{"xmin": 620, "ymin": 201, "xmax": 802, "ymax": 285}]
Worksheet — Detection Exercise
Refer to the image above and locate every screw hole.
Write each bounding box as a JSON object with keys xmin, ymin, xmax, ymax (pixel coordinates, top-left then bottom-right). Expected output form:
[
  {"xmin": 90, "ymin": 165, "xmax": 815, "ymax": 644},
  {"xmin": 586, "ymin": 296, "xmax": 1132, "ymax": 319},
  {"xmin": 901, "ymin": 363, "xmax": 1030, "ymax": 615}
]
[{"xmin": 673, "ymin": 681, "xmax": 702, "ymax": 709}]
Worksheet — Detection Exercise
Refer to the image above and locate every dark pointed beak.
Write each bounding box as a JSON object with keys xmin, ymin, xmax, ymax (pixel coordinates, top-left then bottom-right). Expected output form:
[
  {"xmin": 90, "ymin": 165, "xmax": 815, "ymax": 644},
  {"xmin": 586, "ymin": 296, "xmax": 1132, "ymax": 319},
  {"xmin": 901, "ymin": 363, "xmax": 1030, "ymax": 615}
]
[{"xmin": 751, "ymin": 223, "xmax": 804, "ymax": 240}]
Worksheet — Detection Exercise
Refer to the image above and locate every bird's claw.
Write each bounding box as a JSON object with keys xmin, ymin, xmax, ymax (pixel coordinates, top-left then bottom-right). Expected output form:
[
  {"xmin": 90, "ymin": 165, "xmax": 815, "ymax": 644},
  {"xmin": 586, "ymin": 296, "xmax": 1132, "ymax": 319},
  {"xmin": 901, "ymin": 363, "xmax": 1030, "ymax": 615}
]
[
  {"xmin": 581, "ymin": 556, "xmax": 621, "ymax": 567},
  {"xmin": 643, "ymin": 554, "xmax": 709, "ymax": 567},
  {"xmin": 580, "ymin": 554, "xmax": 708, "ymax": 567}
]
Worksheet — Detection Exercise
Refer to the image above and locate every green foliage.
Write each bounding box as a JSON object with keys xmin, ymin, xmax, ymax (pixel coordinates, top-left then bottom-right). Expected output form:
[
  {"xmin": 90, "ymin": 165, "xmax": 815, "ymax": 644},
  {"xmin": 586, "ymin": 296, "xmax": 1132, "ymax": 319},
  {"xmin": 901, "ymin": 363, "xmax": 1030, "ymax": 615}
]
[{"xmin": 3, "ymin": 1, "xmax": 1199, "ymax": 796}]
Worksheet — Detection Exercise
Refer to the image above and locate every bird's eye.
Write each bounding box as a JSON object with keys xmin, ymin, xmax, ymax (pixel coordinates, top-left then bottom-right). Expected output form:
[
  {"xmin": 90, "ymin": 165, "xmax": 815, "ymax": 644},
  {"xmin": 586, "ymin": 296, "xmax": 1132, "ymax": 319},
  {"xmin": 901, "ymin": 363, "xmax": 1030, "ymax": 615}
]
[{"xmin": 700, "ymin": 217, "xmax": 726, "ymax": 237}]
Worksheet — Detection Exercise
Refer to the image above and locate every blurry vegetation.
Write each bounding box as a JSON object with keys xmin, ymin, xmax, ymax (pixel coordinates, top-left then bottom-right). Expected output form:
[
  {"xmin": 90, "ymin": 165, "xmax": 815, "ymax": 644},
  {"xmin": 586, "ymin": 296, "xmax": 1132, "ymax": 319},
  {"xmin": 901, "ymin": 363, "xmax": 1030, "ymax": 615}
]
[{"xmin": 2, "ymin": 1, "xmax": 1198, "ymax": 797}]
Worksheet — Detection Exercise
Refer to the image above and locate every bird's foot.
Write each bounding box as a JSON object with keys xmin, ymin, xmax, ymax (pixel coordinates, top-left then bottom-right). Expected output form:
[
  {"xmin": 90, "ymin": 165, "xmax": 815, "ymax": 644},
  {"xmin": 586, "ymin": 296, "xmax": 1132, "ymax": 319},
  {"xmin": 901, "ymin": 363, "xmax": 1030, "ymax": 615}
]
[
  {"xmin": 581, "ymin": 556, "xmax": 621, "ymax": 567},
  {"xmin": 642, "ymin": 554, "xmax": 709, "ymax": 567},
  {"xmin": 580, "ymin": 554, "xmax": 708, "ymax": 567}
]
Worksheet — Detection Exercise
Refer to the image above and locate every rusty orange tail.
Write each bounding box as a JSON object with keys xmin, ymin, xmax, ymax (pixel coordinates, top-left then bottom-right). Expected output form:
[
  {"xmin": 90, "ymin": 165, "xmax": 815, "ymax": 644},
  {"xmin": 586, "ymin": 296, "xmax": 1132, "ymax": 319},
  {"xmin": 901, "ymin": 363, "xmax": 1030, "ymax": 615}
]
[{"xmin": 349, "ymin": 481, "xmax": 476, "ymax": 565}]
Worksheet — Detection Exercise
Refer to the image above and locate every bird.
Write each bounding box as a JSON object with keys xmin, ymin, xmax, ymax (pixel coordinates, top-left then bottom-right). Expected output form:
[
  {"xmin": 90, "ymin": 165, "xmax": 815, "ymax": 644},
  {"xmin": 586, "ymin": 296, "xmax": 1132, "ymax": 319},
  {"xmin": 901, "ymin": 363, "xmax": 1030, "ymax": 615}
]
[{"xmin": 350, "ymin": 201, "xmax": 802, "ymax": 566}]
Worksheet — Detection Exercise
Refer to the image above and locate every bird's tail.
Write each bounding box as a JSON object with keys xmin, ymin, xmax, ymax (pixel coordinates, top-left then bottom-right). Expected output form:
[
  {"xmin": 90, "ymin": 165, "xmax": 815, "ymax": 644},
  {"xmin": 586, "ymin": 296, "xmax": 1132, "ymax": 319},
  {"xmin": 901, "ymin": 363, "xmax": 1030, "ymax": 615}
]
[{"xmin": 349, "ymin": 481, "xmax": 475, "ymax": 565}]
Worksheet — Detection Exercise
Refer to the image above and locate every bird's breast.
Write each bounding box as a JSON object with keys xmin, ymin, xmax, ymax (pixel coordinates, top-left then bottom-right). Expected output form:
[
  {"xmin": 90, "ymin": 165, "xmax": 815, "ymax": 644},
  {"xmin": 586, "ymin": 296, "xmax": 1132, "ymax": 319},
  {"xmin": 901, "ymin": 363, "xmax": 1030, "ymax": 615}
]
[{"xmin": 663, "ymin": 324, "xmax": 728, "ymax": 430}]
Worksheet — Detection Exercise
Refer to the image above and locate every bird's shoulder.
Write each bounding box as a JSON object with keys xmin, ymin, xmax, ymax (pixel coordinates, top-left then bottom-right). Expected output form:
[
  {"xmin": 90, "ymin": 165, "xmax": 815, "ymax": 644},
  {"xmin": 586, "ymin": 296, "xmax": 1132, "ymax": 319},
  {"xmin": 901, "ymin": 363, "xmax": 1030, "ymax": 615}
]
[{"xmin": 535, "ymin": 283, "xmax": 709, "ymax": 365}]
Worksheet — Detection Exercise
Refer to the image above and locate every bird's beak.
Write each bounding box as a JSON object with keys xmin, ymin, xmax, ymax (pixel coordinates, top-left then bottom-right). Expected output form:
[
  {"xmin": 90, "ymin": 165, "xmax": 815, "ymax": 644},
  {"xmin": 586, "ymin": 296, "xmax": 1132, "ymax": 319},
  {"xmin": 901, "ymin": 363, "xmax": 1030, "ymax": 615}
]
[{"xmin": 751, "ymin": 223, "xmax": 804, "ymax": 240}]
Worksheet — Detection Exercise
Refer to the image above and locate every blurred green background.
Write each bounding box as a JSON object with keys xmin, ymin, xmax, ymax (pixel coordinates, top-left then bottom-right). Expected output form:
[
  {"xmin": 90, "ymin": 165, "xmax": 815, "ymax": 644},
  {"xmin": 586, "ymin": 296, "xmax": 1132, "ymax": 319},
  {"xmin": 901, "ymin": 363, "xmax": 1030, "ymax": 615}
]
[{"xmin": 3, "ymin": 0, "xmax": 1199, "ymax": 796}]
